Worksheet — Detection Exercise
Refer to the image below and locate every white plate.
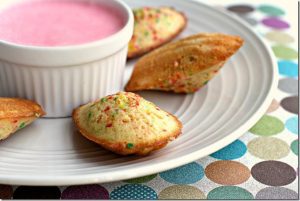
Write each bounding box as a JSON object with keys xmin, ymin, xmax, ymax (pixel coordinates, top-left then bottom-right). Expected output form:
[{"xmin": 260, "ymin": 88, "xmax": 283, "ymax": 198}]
[{"xmin": 0, "ymin": 0, "xmax": 277, "ymax": 185}]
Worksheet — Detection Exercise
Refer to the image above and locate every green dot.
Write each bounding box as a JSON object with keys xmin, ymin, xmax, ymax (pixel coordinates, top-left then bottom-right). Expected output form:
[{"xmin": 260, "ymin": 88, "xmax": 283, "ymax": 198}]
[
  {"xmin": 250, "ymin": 115, "xmax": 284, "ymax": 136},
  {"xmin": 291, "ymin": 140, "xmax": 298, "ymax": 155},
  {"xmin": 258, "ymin": 5, "xmax": 285, "ymax": 16},
  {"xmin": 126, "ymin": 143, "xmax": 134, "ymax": 149},
  {"xmin": 207, "ymin": 186, "xmax": 254, "ymax": 199},
  {"xmin": 19, "ymin": 122, "xmax": 26, "ymax": 129},
  {"xmin": 88, "ymin": 112, "xmax": 92, "ymax": 119},
  {"xmin": 124, "ymin": 174, "xmax": 157, "ymax": 183},
  {"xmin": 272, "ymin": 45, "xmax": 298, "ymax": 60},
  {"xmin": 101, "ymin": 98, "xmax": 107, "ymax": 103}
]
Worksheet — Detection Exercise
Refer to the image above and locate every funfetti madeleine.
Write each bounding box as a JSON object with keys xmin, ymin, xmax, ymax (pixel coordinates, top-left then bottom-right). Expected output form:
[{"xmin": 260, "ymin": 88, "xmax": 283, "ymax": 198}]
[
  {"xmin": 125, "ymin": 33, "xmax": 244, "ymax": 93},
  {"xmin": 0, "ymin": 98, "xmax": 45, "ymax": 140},
  {"xmin": 73, "ymin": 92, "xmax": 182, "ymax": 156},
  {"xmin": 128, "ymin": 7, "xmax": 187, "ymax": 59}
]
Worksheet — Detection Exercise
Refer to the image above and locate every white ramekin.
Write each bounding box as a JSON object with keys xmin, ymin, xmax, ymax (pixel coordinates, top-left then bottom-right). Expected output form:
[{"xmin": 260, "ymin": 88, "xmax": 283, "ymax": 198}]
[{"xmin": 0, "ymin": 0, "xmax": 134, "ymax": 117}]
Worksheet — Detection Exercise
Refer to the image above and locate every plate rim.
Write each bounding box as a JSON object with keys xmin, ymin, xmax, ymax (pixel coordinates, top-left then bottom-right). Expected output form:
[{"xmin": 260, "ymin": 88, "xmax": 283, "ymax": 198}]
[{"xmin": 0, "ymin": 0, "xmax": 278, "ymax": 186}]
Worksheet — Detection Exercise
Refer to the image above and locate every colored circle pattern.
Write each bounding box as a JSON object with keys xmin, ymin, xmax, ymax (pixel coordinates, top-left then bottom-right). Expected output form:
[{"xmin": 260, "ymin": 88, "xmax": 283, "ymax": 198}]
[
  {"xmin": 265, "ymin": 31, "xmax": 294, "ymax": 44},
  {"xmin": 239, "ymin": 16, "xmax": 258, "ymax": 26},
  {"xmin": 207, "ymin": 186, "xmax": 254, "ymax": 199},
  {"xmin": 272, "ymin": 46, "xmax": 298, "ymax": 59},
  {"xmin": 278, "ymin": 78, "xmax": 298, "ymax": 94},
  {"xmin": 210, "ymin": 140, "xmax": 247, "ymax": 160},
  {"xmin": 281, "ymin": 96, "xmax": 298, "ymax": 114},
  {"xmin": 205, "ymin": 161, "xmax": 250, "ymax": 185},
  {"xmin": 278, "ymin": 61, "xmax": 298, "ymax": 77},
  {"xmin": 266, "ymin": 99, "xmax": 280, "ymax": 113},
  {"xmin": 285, "ymin": 116, "xmax": 298, "ymax": 134},
  {"xmin": 290, "ymin": 140, "xmax": 298, "ymax": 155},
  {"xmin": 251, "ymin": 161, "xmax": 296, "ymax": 186},
  {"xmin": 125, "ymin": 174, "xmax": 157, "ymax": 184},
  {"xmin": 249, "ymin": 115, "xmax": 284, "ymax": 136},
  {"xmin": 0, "ymin": 185, "xmax": 13, "ymax": 199},
  {"xmin": 110, "ymin": 184, "xmax": 157, "ymax": 200},
  {"xmin": 262, "ymin": 18, "xmax": 290, "ymax": 29},
  {"xmin": 248, "ymin": 137, "xmax": 289, "ymax": 159},
  {"xmin": 258, "ymin": 5, "xmax": 285, "ymax": 16},
  {"xmin": 227, "ymin": 5, "xmax": 254, "ymax": 14},
  {"xmin": 158, "ymin": 185, "xmax": 206, "ymax": 199},
  {"xmin": 256, "ymin": 187, "xmax": 298, "ymax": 199},
  {"xmin": 61, "ymin": 185, "xmax": 109, "ymax": 199},
  {"xmin": 159, "ymin": 162, "xmax": 204, "ymax": 184},
  {"xmin": 13, "ymin": 186, "xmax": 61, "ymax": 199}
]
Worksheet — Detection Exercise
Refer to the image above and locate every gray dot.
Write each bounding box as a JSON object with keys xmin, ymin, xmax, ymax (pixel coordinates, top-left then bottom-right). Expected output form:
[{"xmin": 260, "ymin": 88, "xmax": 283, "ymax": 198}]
[
  {"xmin": 256, "ymin": 187, "xmax": 298, "ymax": 199},
  {"xmin": 280, "ymin": 96, "xmax": 298, "ymax": 114},
  {"xmin": 278, "ymin": 78, "xmax": 298, "ymax": 94},
  {"xmin": 251, "ymin": 161, "xmax": 296, "ymax": 186},
  {"xmin": 238, "ymin": 15, "xmax": 258, "ymax": 26},
  {"xmin": 227, "ymin": 5, "xmax": 255, "ymax": 14}
]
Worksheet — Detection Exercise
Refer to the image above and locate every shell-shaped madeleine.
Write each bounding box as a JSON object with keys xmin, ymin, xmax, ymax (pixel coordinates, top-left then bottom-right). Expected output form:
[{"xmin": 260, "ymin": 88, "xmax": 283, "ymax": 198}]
[
  {"xmin": 128, "ymin": 7, "xmax": 187, "ymax": 59},
  {"xmin": 126, "ymin": 33, "xmax": 244, "ymax": 93},
  {"xmin": 0, "ymin": 98, "xmax": 45, "ymax": 140},
  {"xmin": 73, "ymin": 92, "xmax": 182, "ymax": 155}
]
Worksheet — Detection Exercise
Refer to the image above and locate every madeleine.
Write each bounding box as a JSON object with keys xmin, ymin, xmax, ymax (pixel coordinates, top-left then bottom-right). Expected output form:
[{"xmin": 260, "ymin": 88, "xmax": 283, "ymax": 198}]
[
  {"xmin": 0, "ymin": 98, "xmax": 45, "ymax": 140},
  {"xmin": 126, "ymin": 33, "xmax": 244, "ymax": 93},
  {"xmin": 73, "ymin": 92, "xmax": 182, "ymax": 155},
  {"xmin": 128, "ymin": 7, "xmax": 187, "ymax": 59}
]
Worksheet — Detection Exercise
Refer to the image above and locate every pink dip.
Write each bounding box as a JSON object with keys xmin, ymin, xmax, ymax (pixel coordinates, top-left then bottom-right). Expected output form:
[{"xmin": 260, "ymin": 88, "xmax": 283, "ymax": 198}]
[{"xmin": 0, "ymin": 0, "xmax": 125, "ymax": 46}]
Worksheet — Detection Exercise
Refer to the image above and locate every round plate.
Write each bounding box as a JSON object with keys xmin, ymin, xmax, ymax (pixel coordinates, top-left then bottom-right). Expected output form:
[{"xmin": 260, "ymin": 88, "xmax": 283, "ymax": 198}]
[{"xmin": 0, "ymin": 0, "xmax": 277, "ymax": 185}]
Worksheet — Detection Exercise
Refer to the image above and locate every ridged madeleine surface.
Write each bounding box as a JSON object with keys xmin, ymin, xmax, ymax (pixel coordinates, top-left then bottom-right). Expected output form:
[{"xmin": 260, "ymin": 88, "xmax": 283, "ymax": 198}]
[
  {"xmin": 128, "ymin": 7, "xmax": 187, "ymax": 59},
  {"xmin": 126, "ymin": 33, "xmax": 244, "ymax": 93},
  {"xmin": 73, "ymin": 92, "xmax": 182, "ymax": 155},
  {"xmin": 0, "ymin": 98, "xmax": 45, "ymax": 140}
]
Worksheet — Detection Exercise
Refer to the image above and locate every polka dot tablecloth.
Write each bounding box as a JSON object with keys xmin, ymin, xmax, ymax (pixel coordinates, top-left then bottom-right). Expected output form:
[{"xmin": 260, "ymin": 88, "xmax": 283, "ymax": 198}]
[{"xmin": 0, "ymin": 1, "xmax": 298, "ymax": 200}]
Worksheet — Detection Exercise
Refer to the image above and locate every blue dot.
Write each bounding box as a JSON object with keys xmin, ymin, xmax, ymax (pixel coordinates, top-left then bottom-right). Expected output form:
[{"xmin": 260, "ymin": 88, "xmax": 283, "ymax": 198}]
[
  {"xmin": 210, "ymin": 140, "xmax": 247, "ymax": 160},
  {"xmin": 159, "ymin": 162, "xmax": 204, "ymax": 184},
  {"xmin": 110, "ymin": 184, "xmax": 157, "ymax": 200},
  {"xmin": 285, "ymin": 117, "xmax": 298, "ymax": 134},
  {"xmin": 278, "ymin": 61, "xmax": 298, "ymax": 77}
]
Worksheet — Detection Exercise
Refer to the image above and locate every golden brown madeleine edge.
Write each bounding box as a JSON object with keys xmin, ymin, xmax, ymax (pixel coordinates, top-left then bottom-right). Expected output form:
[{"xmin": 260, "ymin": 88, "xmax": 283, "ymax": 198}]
[{"xmin": 0, "ymin": 98, "xmax": 46, "ymax": 119}]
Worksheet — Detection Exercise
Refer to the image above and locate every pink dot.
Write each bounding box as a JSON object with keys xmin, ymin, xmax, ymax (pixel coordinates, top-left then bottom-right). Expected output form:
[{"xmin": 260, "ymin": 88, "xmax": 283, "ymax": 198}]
[
  {"xmin": 262, "ymin": 17, "xmax": 289, "ymax": 29},
  {"xmin": 61, "ymin": 185, "xmax": 109, "ymax": 199}
]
